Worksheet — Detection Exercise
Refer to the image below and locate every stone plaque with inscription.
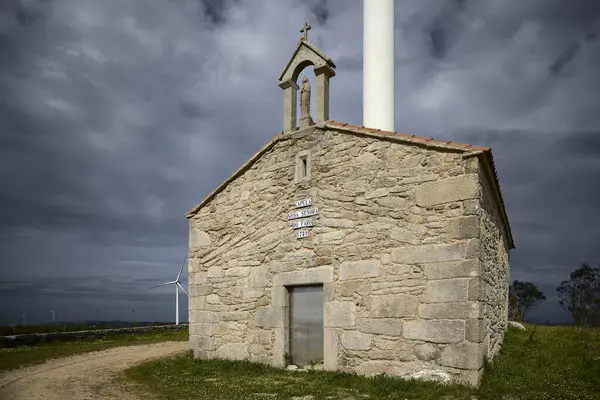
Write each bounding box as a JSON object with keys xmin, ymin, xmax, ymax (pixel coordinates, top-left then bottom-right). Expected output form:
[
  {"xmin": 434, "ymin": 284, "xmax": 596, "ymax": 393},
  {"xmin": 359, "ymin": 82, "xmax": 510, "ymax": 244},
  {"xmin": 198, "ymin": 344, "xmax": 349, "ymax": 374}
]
[
  {"xmin": 294, "ymin": 198, "xmax": 312, "ymax": 208},
  {"xmin": 288, "ymin": 207, "xmax": 318, "ymax": 220},
  {"xmin": 291, "ymin": 219, "xmax": 313, "ymax": 229},
  {"xmin": 296, "ymin": 230, "xmax": 309, "ymax": 239}
]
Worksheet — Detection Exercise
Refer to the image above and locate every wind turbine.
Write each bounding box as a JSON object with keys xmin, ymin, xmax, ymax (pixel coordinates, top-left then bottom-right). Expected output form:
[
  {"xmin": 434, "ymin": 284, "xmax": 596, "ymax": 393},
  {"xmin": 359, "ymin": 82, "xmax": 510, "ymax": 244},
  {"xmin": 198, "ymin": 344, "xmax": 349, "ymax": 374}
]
[{"xmin": 150, "ymin": 254, "xmax": 188, "ymax": 325}]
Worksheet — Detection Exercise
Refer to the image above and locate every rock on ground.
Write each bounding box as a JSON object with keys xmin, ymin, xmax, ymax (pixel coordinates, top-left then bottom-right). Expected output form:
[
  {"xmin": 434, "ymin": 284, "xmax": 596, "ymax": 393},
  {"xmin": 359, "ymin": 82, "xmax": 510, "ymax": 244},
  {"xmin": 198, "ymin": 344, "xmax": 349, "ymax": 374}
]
[{"xmin": 507, "ymin": 321, "xmax": 526, "ymax": 330}]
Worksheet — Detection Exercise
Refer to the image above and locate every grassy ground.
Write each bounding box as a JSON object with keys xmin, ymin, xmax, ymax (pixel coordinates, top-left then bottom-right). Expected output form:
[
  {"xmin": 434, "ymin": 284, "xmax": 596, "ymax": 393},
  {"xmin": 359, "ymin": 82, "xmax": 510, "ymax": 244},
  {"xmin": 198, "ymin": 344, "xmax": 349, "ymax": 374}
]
[
  {"xmin": 0, "ymin": 328, "xmax": 187, "ymax": 372},
  {"xmin": 125, "ymin": 324, "xmax": 600, "ymax": 400}
]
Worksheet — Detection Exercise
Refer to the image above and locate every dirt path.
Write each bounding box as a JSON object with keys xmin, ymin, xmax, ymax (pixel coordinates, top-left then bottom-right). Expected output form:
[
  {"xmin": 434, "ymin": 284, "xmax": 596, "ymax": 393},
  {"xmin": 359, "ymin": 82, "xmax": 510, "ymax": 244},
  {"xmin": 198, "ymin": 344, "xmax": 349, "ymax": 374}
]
[{"xmin": 0, "ymin": 341, "xmax": 188, "ymax": 400}]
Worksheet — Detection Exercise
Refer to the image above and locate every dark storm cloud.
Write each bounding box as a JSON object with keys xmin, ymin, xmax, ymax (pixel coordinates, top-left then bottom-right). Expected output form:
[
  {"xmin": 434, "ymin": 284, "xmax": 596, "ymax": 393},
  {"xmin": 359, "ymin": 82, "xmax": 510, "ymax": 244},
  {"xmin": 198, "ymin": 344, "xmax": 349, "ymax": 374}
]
[{"xmin": 0, "ymin": 0, "xmax": 599, "ymax": 324}]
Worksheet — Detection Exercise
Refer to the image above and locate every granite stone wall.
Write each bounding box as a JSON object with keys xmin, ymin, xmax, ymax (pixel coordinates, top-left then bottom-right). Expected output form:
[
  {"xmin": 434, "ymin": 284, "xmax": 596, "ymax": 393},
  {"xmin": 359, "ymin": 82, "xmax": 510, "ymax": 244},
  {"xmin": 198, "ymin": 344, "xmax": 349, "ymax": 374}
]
[
  {"xmin": 477, "ymin": 160, "xmax": 511, "ymax": 360},
  {"xmin": 187, "ymin": 126, "xmax": 507, "ymax": 386}
]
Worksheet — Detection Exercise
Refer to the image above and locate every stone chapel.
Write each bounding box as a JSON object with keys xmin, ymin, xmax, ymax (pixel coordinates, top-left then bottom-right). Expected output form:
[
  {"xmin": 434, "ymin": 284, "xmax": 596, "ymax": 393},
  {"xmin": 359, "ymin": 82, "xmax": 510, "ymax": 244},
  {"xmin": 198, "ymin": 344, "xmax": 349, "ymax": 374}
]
[{"xmin": 185, "ymin": 28, "xmax": 514, "ymax": 386}]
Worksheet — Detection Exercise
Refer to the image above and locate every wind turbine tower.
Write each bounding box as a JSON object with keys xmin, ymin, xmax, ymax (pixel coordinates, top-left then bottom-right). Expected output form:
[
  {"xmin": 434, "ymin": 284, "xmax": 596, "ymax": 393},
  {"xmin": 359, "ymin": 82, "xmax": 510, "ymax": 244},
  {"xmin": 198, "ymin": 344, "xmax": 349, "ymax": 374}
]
[
  {"xmin": 363, "ymin": 0, "xmax": 395, "ymax": 131},
  {"xmin": 150, "ymin": 256, "xmax": 188, "ymax": 325}
]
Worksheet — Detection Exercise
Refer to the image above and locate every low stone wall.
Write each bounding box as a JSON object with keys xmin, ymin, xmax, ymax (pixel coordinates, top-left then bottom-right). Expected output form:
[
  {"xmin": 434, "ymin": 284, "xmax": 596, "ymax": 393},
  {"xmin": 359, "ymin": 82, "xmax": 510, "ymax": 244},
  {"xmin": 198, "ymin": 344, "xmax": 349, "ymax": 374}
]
[{"xmin": 0, "ymin": 324, "xmax": 188, "ymax": 348}]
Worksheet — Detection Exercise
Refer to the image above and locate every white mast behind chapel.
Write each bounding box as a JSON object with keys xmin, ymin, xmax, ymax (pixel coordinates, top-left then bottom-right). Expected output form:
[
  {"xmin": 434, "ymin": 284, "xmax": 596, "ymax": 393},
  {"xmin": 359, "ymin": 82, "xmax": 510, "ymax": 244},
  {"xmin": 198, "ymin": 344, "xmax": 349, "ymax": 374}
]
[{"xmin": 363, "ymin": 0, "xmax": 395, "ymax": 132}]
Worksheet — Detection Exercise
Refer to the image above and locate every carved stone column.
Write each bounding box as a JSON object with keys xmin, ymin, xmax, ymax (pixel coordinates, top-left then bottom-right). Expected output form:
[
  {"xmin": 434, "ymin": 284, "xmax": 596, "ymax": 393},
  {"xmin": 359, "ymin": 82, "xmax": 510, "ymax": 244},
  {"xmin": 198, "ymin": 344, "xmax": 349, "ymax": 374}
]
[
  {"xmin": 279, "ymin": 80, "xmax": 299, "ymax": 132},
  {"xmin": 314, "ymin": 65, "xmax": 335, "ymax": 123}
]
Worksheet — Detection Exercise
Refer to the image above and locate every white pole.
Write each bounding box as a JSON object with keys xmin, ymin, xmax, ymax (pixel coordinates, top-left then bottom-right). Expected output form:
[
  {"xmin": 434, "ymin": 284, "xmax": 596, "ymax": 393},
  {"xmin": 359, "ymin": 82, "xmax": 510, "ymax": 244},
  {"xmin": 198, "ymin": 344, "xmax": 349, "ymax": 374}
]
[
  {"xmin": 363, "ymin": 0, "xmax": 395, "ymax": 131},
  {"xmin": 175, "ymin": 284, "xmax": 179, "ymax": 325}
]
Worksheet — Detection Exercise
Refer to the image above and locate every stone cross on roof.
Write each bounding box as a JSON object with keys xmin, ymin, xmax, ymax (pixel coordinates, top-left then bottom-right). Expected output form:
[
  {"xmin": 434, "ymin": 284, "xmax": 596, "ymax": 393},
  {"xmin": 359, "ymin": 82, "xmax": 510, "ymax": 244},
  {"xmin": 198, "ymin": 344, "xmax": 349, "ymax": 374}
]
[{"xmin": 300, "ymin": 22, "xmax": 311, "ymax": 41}]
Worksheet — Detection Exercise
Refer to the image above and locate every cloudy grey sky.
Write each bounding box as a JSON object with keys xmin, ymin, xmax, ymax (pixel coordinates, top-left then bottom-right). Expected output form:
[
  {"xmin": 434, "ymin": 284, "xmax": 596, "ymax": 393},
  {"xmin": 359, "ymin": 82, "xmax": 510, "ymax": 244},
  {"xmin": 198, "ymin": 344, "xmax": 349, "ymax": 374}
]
[{"xmin": 0, "ymin": 0, "xmax": 599, "ymax": 325}]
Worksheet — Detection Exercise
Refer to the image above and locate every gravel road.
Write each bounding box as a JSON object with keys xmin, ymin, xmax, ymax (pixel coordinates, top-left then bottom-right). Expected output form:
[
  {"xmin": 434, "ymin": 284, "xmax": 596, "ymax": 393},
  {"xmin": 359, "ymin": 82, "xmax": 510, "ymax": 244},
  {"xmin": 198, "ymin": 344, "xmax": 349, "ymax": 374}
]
[{"xmin": 0, "ymin": 341, "xmax": 188, "ymax": 400}]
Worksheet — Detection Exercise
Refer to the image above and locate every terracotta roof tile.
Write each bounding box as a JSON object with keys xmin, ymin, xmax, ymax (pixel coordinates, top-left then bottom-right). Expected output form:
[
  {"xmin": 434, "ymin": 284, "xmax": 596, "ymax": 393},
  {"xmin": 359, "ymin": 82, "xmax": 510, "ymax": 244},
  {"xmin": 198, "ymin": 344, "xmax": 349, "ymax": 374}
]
[
  {"xmin": 469, "ymin": 145, "xmax": 492, "ymax": 152},
  {"xmin": 445, "ymin": 142, "xmax": 473, "ymax": 150},
  {"xmin": 410, "ymin": 136, "xmax": 433, "ymax": 144},
  {"xmin": 427, "ymin": 139, "xmax": 452, "ymax": 147}
]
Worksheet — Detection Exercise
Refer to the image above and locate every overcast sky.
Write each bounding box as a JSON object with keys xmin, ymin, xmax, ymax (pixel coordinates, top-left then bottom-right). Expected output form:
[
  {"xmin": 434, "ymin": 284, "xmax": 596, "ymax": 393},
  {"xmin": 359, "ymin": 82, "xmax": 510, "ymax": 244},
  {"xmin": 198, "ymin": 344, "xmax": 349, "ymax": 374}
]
[{"xmin": 0, "ymin": 0, "xmax": 599, "ymax": 325}]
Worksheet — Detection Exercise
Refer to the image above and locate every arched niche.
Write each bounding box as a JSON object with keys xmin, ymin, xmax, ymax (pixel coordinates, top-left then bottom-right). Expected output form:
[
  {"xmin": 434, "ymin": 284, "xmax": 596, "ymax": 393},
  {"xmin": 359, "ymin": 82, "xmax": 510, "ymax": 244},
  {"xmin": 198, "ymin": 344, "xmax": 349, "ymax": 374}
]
[{"xmin": 278, "ymin": 39, "xmax": 336, "ymax": 132}]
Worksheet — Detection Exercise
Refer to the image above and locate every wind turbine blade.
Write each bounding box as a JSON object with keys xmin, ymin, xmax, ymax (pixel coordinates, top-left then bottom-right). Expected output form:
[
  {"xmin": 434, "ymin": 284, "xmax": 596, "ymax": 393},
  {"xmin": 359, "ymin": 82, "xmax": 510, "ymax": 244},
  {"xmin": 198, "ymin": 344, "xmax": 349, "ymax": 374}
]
[
  {"xmin": 149, "ymin": 281, "xmax": 176, "ymax": 289},
  {"xmin": 177, "ymin": 282, "xmax": 188, "ymax": 296},
  {"xmin": 176, "ymin": 253, "xmax": 188, "ymax": 281}
]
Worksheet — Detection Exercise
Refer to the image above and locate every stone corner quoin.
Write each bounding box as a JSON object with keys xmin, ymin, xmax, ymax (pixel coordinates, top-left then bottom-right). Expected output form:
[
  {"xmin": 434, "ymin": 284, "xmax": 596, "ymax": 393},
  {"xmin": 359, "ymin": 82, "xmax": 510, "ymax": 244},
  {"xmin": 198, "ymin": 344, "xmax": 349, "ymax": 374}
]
[{"xmin": 186, "ymin": 123, "xmax": 511, "ymax": 387}]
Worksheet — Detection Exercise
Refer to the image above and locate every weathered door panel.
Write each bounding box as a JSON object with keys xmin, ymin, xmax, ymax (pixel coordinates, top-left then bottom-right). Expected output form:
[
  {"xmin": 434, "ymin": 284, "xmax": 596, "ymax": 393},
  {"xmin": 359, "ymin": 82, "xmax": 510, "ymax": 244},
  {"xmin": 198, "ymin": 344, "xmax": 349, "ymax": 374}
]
[{"xmin": 289, "ymin": 285, "xmax": 324, "ymax": 367}]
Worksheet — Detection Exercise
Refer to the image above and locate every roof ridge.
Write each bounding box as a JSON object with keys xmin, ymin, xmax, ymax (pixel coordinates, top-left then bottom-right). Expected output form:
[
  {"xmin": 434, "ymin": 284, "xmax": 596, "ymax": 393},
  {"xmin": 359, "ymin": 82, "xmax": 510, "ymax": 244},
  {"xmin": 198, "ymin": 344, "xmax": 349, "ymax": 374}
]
[{"xmin": 325, "ymin": 120, "xmax": 491, "ymax": 152}]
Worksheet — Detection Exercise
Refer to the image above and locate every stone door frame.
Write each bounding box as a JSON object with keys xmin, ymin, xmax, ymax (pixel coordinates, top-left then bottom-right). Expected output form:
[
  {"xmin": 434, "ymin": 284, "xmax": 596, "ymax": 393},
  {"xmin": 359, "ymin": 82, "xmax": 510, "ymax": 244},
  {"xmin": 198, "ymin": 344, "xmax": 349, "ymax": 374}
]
[{"xmin": 271, "ymin": 265, "xmax": 338, "ymax": 370}]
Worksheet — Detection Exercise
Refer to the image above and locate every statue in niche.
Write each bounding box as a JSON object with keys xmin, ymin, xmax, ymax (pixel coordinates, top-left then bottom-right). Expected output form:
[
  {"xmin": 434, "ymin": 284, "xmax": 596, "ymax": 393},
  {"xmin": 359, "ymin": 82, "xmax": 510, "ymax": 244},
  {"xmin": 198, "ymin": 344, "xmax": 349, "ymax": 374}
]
[{"xmin": 299, "ymin": 76, "xmax": 315, "ymax": 129}]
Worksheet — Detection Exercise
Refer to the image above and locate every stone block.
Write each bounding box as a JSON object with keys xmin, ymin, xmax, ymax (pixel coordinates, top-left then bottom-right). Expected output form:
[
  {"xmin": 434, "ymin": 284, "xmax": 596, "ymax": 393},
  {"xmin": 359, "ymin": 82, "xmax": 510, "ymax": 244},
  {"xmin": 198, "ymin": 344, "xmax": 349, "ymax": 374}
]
[
  {"xmin": 457, "ymin": 368, "xmax": 484, "ymax": 387},
  {"xmin": 341, "ymin": 331, "xmax": 372, "ymax": 350},
  {"xmin": 247, "ymin": 330, "xmax": 272, "ymax": 345},
  {"xmin": 419, "ymin": 302, "xmax": 481, "ymax": 319},
  {"xmin": 413, "ymin": 343, "xmax": 441, "ymax": 361},
  {"xmin": 415, "ymin": 174, "xmax": 478, "ymax": 207},
  {"xmin": 249, "ymin": 265, "xmax": 268, "ymax": 287},
  {"xmin": 426, "ymin": 279, "xmax": 469, "ymax": 303},
  {"xmin": 463, "ymin": 199, "xmax": 479, "ymax": 215},
  {"xmin": 220, "ymin": 311, "xmax": 249, "ymax": 321},
  {"xmin": 391, "ymin": 242, "xmax": 469, "ymax": 264},
  {"xmin": 465, "ymin": 238, "xmax": 480, "ymax": 259},
  {"xmin": 207, "ymin": 265, "xmax": 222, "ymax": 278},
  {"xmin": 340, "ymin": 280, "xmax": 370, "ymax": 297},
  {"xmin": 271, "ymin": 285, "xmax": 288, "ymax": 306},
  {"xmin": 466, "ymin": 318, "xmax": 486, "ymax": 343},
  {"xmin": 225, "ymin": 267, "xmax": 251, "ymax": 277},
  {"xmin": 190, "ymin": 334, "xmax": 215, "ymax": 350},
  {"xmin": 339, "ymin": 260, "xmax": 380, "ymax": 280},
  {"xmin": 272, "ymin": 327, "xmax": 288, "ymax": 367},
  {"xmin": 324, "ymin": 301, "xmax": 356, "ymax": 327},
  {"xmin": 215, "ymin": 343, "xmax": 249, "ymax": 360},
  {"xmin": 273, "ymin": 265, "xmax": 333, "ymax": 286},
  {"xmin": 190, "ymin": 311, "xmax": 218, "ymax": 323},
  {"xmin": 440, "ymin": 342, "xmax": 485, "ymax": 370},
  {"xmin": 323, "ymin": 327, "xmax": 338, "ymax": 370},
  {"xmin": 422, "ymin": 259, "xmax": 481, "ymax": 280},
  {"xmin": 364, "ymin": 188, "xmax": 388, "ymax": 199},
  {"xmin": 468, "ymin": 277, "xmax": 487, "ymax": 301},
  {"xmin": 191, "ymin": 323, "xmax": 216, "ymax": 336},
  {"xmin": 403, "ymin": 320, "xmax": 465, "ymax": 343},
  {"xmin": 189, "ymin": 271, "xmax": 208, "ymax": 285},
  {"xmin": 256, "ymin": 307, "xmax": 285, "ymax": 328},
  {"xmin": 448, "ymin": 216, "xmax": 480, "ymax": 239},
  {"xmin": 358, "ymin": 318, "xmax": 403, "ymax": 336},
  {"xmin": 323, "ymin": 282, "xmax": 335, "ymax": 302},
  {"xmin": 370, "ymin": 294, "xmax": 418, "ymax": 318},
  {"xmin": 190, "ymin": 229, "xmax": 211, "ymax": 247},
  {"xmin": 189, "ymin": 284, "xmax": 213, "ymax": 296},
  {"xmin": 206, "ymin": 294, "xmax": 220, "ymax": 304}
]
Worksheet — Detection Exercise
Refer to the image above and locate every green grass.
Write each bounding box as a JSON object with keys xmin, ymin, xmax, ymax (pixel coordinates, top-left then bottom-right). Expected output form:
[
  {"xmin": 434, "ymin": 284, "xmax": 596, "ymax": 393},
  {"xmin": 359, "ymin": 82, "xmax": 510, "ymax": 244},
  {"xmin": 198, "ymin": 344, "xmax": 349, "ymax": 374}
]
[
  {"xmin": 125, "ymin": 325, "xmax": 600, "ymax": 400},
  {"xmin": 0, "ymin": 328, "xmax": 188, "ymax": 372}
]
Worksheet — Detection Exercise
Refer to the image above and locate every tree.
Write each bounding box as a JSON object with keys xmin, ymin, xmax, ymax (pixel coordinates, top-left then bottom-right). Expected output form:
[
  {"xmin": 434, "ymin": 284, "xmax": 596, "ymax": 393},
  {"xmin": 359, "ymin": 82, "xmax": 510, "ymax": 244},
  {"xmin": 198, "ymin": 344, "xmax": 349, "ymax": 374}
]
[
  {"xmin": 508, "ymin": 280, "xmax": 546, "ymax": 322},
  {"xmin": 556, "ymin": 263, "xmax": 600, "ymax": 326}
]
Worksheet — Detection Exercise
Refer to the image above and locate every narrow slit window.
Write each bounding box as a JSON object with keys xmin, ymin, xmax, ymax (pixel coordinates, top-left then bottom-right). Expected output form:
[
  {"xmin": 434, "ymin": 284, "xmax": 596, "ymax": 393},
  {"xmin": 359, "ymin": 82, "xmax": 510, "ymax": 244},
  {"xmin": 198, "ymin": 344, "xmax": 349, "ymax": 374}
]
[
  {"xmin": 295, "ymin": 151, "xmax": 310, "ymax": 183},
  {"xmin": 301, "ymin": 157, "xmax": 308, "ymax": 178}
]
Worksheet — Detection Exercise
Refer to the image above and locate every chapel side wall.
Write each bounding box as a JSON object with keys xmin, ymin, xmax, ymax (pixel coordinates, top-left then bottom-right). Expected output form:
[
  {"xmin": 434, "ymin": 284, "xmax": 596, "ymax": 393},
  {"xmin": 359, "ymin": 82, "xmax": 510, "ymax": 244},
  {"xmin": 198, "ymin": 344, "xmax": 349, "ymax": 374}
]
[
  {"xmin": 477, "ymin": 159, "xmax": 511, "ymax": 360},
  {"xmin": 187, "ymin": 127, "xmax": 488, "ymax": 386}
]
